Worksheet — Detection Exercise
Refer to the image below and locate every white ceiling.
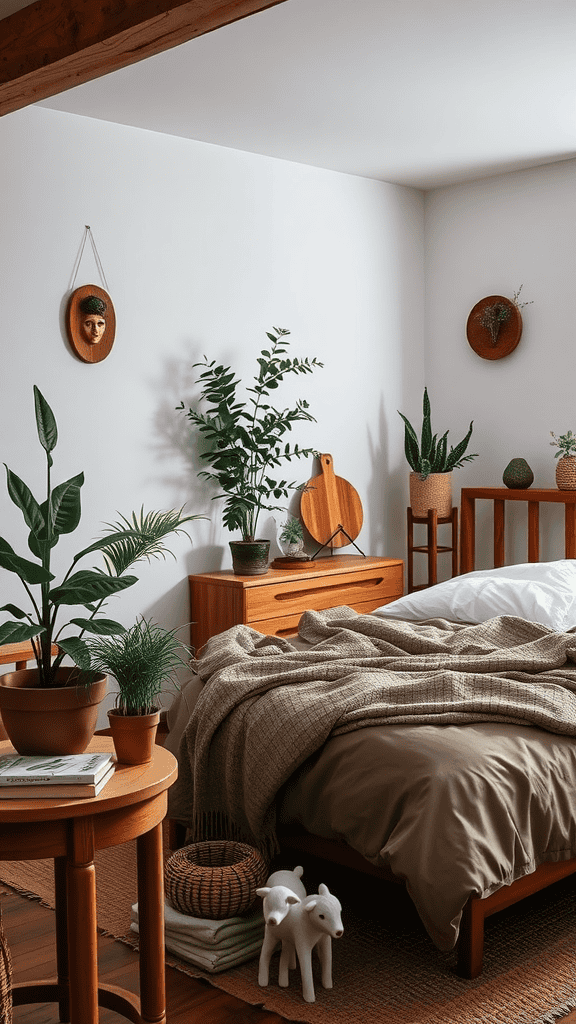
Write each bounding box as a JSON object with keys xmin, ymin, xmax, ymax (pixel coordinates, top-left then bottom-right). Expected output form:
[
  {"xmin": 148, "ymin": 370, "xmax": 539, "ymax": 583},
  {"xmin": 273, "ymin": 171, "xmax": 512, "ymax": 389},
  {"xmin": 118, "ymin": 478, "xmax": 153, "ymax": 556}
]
[{"xmin": 7, "ymin": 0, "xmax": 576, "ymax": 189}]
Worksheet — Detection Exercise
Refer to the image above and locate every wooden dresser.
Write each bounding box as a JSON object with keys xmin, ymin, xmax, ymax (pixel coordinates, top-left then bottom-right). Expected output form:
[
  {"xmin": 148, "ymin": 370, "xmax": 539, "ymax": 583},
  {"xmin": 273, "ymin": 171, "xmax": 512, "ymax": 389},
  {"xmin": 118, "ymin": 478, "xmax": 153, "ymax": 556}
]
[{"xmin": 189, "ymin": 554, "xmax": 404, "ymax": 651}]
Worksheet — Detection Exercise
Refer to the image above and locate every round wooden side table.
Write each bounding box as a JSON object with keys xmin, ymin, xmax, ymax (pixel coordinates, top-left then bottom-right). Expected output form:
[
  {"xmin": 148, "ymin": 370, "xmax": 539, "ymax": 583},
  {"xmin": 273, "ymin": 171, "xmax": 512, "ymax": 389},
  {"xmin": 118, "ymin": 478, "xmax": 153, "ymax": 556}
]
[{"xmin": 0, "ymin": 736, "xmax": 177, "ymax": 1024}]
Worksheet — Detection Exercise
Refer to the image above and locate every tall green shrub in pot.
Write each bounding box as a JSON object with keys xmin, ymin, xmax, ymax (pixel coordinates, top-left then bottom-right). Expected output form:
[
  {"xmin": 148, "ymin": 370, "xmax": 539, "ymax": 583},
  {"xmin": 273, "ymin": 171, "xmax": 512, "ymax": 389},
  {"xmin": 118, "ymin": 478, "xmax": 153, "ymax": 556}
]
[{"xmin": 178, "ymin": 327, "xmax": 323, "ymax": 574}]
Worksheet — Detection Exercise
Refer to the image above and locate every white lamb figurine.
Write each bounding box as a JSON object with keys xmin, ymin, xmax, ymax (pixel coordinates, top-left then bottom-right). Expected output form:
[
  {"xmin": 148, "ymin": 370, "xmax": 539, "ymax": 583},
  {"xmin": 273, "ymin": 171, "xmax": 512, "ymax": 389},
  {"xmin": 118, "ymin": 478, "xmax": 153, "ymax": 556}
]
[{"xmin": 257, "ymin": 870, "xmax": 344, "ymax": 1003}]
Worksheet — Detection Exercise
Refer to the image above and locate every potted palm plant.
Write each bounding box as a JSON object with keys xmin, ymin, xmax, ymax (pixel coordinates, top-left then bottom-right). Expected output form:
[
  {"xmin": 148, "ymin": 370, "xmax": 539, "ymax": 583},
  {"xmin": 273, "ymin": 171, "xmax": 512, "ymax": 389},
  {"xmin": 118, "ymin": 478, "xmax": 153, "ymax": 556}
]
[
  {"xmin": 178, "ymin": 327, "xmax": 322, "ymax": 575},
  {"xmin": 87, "ymin": 617, "xmax": 192, "ymax": 764},
  {"xmin": 0, "ymin": 385, "xmax": 203, "ymax": 755},
  {"xmin": 398, "ymin": 388, "xmax": 479, "ymax": 517}
]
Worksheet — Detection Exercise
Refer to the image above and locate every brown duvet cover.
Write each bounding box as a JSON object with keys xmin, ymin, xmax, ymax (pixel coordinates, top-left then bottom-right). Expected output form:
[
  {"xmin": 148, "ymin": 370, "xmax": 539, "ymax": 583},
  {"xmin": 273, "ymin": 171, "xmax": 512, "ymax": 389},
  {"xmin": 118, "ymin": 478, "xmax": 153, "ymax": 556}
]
[{"xmin": 167, "ymin": 607, "xmax": 576, "ymax": 951}]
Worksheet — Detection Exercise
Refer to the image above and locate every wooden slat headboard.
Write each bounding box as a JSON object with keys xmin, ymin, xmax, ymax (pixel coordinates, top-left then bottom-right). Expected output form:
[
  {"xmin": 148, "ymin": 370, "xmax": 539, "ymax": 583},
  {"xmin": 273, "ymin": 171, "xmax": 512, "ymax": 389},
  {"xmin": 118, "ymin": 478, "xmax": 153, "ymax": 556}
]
[{"xmin": 460, "ymin": 487, "xmax": 576, "ymax": 574}]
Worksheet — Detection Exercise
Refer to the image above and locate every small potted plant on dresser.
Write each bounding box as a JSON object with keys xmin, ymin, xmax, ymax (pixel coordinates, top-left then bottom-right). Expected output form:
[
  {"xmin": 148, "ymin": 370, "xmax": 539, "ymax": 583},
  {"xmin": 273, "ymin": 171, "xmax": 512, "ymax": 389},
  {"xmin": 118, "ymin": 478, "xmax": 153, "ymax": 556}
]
[
  {"xmin": 178, "ymin": 327, "xmax": 323, "ymax": 575},
  {"xmin": 87, "ymin": 617, "xmax": 192, "ymax": 765},
  {"xmin": 0, "ymin": 385, "xmax": 203, "ymax": 756},
  {"xmin": 398, "ymin": 387, "xmax": 479, "ymax": 518},
  {"xmin": 550, "ymin": 431, "xmax": 576, "ymax": 490}
]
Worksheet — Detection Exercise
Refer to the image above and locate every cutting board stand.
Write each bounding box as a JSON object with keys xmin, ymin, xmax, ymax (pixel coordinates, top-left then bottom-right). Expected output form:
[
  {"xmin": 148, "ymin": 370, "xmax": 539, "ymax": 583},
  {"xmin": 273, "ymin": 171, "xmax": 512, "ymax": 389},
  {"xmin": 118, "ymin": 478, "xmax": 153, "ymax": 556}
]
[{"xmin": 310, "ymin": 523, "xmax": 365, "ymax": 559}]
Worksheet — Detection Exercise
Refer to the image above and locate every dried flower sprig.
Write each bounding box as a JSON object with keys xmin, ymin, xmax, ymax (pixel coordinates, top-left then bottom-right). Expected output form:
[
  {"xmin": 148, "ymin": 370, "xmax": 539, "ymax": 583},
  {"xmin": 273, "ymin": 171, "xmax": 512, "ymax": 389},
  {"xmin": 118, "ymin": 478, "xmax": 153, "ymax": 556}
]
[{"xmin": 476, "ymin": 285, "xmax": 532, "ymax": 346}]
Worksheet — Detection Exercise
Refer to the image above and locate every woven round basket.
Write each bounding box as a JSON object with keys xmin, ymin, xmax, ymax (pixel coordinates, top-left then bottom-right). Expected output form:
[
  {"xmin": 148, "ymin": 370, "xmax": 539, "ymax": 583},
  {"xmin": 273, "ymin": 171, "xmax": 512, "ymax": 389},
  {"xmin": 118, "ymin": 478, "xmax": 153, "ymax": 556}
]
[
  {"xmin": 409, "ymin": 471, "xmax": 453, "ymax": 518},
  {"xmin": 164, "ymin": 840, "xmax": 269, "ymax": 920},
  {"xmin": 556, "ymin": 456, "xmax": 576, "ymax": 491}
]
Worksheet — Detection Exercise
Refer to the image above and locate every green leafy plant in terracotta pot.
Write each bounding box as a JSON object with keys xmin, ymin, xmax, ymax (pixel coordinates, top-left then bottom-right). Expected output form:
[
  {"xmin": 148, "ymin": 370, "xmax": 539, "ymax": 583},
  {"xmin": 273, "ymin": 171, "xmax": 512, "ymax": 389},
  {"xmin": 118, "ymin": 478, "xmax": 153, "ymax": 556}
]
[
  {"xmin": 398, "ymin": 387, "xmax": 478, "ymax": 518},
  {"xmin": 550, "ymin": 430, "xmax": 576, "ymax": 491},
  {"xmin": 0, "ymin": 385, "xmax": 203, "ymax": 755},
  {"xmin": 178, "ymin": 327, "xmax": 322, "ymax": 575},
  {"xmin": 87, "ymin": 617, "xmax": 192, "ymax": 764}
]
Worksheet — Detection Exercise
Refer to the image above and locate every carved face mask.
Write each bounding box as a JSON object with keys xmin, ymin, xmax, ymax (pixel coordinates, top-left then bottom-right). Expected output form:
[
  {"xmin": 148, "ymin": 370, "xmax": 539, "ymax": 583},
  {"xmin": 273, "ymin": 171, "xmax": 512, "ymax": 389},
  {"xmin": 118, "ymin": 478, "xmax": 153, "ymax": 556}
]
[{"xmin": 82, "ymin": 313, "xmax": 106, "ymax": 344}]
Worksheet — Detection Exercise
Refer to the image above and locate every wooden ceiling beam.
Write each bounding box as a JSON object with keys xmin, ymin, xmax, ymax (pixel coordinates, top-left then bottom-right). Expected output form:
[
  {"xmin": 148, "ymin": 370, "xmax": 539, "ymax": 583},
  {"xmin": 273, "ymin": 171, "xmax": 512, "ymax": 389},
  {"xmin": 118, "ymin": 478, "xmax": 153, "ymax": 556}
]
[{"xmin": 0, "ymin": 0, "xmax": 287, "ymax": 118}]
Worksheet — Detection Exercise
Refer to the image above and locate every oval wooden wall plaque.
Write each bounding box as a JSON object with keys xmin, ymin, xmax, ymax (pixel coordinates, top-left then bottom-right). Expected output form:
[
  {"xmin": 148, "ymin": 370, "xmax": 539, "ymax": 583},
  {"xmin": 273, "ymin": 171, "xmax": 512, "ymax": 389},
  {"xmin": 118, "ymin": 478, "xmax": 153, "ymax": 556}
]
[
  {"xmin": 66, "ymin": 284, "xmax": 116, "ymax": 363},
  {"xmin": 466, "ymin": 295, "xmax": 522, "ymax": 360}
]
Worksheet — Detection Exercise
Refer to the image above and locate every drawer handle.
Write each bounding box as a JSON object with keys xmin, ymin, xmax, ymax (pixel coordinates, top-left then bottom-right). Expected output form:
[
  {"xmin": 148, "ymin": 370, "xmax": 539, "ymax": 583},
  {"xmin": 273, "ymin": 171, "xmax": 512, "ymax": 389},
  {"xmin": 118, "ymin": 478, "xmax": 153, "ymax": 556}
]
[{"xmin": 274, "ymin": 576, "xmax": 385, "ymax": 602}]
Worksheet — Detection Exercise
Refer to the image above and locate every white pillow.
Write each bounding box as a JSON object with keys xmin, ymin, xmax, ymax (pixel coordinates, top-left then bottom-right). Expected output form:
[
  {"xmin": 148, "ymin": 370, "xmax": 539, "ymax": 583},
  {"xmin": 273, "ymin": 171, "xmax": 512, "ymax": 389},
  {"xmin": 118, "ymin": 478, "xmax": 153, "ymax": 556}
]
[{"xmin": 372, "ymin": 560, "xmax": 576, "ymax": 632}]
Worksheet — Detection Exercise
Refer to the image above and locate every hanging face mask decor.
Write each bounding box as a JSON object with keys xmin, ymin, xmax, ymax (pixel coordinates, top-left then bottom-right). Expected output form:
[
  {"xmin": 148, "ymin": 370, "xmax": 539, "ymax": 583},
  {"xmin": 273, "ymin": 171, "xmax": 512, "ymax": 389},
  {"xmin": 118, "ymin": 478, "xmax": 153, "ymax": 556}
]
[
  {"xmin": 65, "ymin": 226, "xmax": 116, "ymax": 363},
  {"xmin": 66, "ymin": 285, "xmax": 116, "ymax": 362}
]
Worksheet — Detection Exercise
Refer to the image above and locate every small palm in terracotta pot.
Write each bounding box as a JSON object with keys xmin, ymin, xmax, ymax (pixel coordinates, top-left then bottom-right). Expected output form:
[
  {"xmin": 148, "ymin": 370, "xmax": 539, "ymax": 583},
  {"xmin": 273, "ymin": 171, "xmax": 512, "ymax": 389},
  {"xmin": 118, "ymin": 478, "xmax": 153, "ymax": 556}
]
[
  {"xmin": 550, "ymin": 431, "xmax": 576, "ymax": 490},
  {"xmin": 88, "ymin": 617, "xmax": 192, "ymax": 765}
]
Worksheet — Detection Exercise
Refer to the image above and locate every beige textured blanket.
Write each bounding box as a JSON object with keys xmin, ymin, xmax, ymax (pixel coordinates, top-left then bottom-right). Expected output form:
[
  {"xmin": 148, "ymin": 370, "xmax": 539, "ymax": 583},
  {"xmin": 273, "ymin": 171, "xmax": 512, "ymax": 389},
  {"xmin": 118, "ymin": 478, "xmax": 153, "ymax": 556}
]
[{"xmin": 169, "ymin": 607, "xmax": 576, "ymax": 858}]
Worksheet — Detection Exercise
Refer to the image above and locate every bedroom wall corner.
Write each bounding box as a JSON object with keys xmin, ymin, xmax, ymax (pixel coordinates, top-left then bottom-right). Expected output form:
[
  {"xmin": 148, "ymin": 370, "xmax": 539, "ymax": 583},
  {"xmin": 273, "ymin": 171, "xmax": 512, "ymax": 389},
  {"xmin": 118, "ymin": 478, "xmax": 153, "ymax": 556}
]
[{"xmin": 424, "ymin": 158, "xmax": 576, "ymax": 571}]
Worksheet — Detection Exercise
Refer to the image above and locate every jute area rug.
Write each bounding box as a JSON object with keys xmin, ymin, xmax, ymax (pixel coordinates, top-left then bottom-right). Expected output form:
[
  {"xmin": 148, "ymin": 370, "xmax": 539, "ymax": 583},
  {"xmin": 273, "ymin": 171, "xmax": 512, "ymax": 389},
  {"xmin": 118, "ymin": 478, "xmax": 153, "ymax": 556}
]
[{"xmin": 1, "ymin": 839, "xmax": 575, "ymax": 1024}]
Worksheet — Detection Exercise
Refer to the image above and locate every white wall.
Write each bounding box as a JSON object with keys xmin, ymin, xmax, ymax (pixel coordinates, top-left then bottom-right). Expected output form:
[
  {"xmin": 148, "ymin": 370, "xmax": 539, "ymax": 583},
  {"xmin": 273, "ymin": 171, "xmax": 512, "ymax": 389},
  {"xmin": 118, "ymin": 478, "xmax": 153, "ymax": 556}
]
[
  {"xmin": 0, "ymin": 106, "xmax": 424, "ymax": 715},
  {"xmin": 425, "ymin": 158, "xmax": 576, "ymax": 571}
]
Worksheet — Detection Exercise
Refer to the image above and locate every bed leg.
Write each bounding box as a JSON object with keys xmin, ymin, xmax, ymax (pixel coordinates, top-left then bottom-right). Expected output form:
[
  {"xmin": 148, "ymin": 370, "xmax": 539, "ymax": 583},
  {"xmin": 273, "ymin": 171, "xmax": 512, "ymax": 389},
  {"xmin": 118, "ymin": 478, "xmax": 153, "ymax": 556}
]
[{"xmin": 457, "ymin": 896, "xmax": 484, "ymax": 979}]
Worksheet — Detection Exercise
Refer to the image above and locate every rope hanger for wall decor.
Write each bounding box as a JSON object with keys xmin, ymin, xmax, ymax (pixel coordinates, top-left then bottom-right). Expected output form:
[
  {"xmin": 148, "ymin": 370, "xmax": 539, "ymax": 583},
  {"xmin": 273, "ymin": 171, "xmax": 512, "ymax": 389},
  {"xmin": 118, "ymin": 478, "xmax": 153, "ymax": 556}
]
[{"xmin": 66, "ymin": 226, "xmax": 116, "ymax": 363}]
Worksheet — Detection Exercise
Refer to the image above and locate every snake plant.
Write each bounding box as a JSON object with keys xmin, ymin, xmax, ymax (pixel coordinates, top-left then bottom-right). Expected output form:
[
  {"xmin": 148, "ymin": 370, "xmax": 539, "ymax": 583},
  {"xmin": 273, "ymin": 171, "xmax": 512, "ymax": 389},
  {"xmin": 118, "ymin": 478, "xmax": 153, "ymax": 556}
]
[{"xmin": 398, "ymin": 388, "xmax": 478, "ymax": 480}]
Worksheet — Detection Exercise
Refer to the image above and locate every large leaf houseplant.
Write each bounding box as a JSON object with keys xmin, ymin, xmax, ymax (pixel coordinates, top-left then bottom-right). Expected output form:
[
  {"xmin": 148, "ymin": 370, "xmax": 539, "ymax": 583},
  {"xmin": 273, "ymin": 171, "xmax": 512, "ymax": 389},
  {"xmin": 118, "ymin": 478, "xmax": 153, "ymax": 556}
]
[
  {"xmin": 398, "ymin": 388, "xmax": 478, "ymax": 517},
  {"xmin": 178, "ymin": 327, "xmax": 323, "ymax": 574},
  {"xmin": 0, "ymin": 385, "xmax": 201, "ymax": 754}
]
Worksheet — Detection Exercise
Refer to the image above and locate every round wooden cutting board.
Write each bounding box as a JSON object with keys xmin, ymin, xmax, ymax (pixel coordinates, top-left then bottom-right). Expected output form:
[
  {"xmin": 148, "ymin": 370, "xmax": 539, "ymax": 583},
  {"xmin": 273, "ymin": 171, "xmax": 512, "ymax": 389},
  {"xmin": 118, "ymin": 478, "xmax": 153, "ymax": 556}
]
[{"xmin": 300, "ymin": 454, "xmax": 363, "ymax": 548}]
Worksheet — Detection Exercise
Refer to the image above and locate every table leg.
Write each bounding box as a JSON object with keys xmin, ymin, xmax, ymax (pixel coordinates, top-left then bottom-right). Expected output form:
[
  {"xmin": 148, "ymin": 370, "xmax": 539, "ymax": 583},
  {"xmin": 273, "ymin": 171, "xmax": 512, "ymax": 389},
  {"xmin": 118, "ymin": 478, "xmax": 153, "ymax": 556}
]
[
  {"xmin": 66, "ymin": 817, "xmax": 98, "ymax": 1024},
  {"xmin": 54, "ymin": 856, "xmax": 69, "ymax": 1022},
  {"xmin": 137, "ymin": 823, "xmax": 166, "ymax": 1024}
]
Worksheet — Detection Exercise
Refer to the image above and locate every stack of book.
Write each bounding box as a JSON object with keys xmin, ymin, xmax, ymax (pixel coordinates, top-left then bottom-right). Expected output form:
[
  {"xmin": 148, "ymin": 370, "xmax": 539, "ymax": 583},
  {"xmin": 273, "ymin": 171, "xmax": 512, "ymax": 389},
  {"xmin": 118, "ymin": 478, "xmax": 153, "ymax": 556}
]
[{"xmin": 0, "ymin": 752, "xmax": 115, "ymax": 798}]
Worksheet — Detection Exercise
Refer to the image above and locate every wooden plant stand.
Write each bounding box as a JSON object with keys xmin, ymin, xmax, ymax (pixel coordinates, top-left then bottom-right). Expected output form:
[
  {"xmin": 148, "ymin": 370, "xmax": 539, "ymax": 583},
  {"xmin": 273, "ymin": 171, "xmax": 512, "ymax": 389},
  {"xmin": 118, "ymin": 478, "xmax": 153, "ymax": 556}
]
[{"xmin": 406, "ymin": 506, "xmax": 458, "ymax": 593}]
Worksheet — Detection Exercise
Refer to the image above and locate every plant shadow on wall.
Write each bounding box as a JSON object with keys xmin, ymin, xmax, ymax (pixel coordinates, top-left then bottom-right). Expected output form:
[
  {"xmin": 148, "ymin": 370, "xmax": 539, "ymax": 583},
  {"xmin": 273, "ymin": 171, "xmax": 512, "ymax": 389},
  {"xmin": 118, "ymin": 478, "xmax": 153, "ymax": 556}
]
[
  {"xmin": 177, "ymin": 327, "xmax": 323, "ymax": 575},
  {"xmin": 0, "ymin": 385, "xmax": 204, "ymax": 754},
  {"xmin": 145, "ymin": 350, "xmax": 221, "ymax": 567}
]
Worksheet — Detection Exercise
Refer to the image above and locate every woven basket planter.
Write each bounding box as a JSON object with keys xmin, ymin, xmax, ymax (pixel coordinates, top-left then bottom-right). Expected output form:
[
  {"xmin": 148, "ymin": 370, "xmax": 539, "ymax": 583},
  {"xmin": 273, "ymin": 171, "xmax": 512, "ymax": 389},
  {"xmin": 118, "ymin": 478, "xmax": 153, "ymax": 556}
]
[
  {"xmin": 409, "ymin": 471, "xmax": 453, "ymax": 519},
  {"xmin": 164, "ymin": 840, "xmax": 269, "ymax": 920},
  {"xmin": 556, "ymin": 456, "xmax": 576, "ymax": 491}
]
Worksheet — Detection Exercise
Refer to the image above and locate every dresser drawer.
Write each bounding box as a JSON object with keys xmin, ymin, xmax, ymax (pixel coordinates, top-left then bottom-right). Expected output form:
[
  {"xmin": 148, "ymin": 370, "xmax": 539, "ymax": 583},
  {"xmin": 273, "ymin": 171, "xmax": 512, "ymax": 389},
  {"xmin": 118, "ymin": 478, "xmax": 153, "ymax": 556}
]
[{"xmin": 244, "ymin": 564, "xmax": 403, "ymax": 624}]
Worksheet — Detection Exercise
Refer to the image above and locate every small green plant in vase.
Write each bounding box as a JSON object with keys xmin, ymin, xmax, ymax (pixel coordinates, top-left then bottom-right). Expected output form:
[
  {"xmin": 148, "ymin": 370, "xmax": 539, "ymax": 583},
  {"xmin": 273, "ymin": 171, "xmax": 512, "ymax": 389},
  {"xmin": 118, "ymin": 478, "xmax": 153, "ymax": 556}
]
[
  {"xmin": 178, "ymin": 327, "xmax": 323, "ymax": 575},
  {"xmin": 278, "ymin": 515, "xmax": 305, "ymax": 557},
  {"xmin": 550, "ymin": 431, "xmax": 576, "ymax": 491},
  {"xmin": 88, "ymin": 618, "xmax": 192, "ymax": 764},
  {"xmin": 398, "ymin": 387, "xmax": 478, "ymax": 518}
]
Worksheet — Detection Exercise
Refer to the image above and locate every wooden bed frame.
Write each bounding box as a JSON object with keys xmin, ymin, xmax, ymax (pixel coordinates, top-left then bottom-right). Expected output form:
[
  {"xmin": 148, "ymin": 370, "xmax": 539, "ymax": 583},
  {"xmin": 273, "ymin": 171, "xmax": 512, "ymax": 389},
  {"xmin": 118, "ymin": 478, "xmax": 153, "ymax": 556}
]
[{"xmin": 168, "ymin": 486, "xmax": 576, "ymax": 978}]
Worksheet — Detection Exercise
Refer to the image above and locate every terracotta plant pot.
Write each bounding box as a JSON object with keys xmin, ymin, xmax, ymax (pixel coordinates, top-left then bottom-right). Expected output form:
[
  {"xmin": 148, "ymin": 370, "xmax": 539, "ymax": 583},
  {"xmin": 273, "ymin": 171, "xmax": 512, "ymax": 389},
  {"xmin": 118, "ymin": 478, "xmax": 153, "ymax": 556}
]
[
  {"xmin": 0, "ymin": 669, "xmax": 107, "ymax": 755},
  {"xmin": 409, "ymin": 471, "xmax": 453, "ymax": 519},
  {"xmin": 229, "ymin": 539, "xmax": 270, "ymax": 576},
  {"xmin": 107, "ymin": 708, "xmax": 160, "ymax": 765},
  {"xmin": 556, "ymin": 456, "xmax": 576, "ymax": 491}
]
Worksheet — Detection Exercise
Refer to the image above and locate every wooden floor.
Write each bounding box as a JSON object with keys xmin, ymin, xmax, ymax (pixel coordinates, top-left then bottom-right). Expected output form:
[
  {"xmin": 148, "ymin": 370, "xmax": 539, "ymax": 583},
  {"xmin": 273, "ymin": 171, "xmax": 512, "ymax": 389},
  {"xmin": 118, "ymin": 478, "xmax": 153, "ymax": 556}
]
[
  {"xmin": 1, "ymin": 888, "xmax": 293, "ymax": 1024},
  {"xmin": 3, "ymin": 886, "xmax": 576, "ymax": 1024}
]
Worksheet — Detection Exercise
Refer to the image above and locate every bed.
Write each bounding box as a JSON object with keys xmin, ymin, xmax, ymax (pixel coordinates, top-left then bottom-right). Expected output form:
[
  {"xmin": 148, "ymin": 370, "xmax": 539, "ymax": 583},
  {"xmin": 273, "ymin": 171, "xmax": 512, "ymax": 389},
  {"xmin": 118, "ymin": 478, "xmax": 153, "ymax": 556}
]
[{"xmin": 165, "ymin": 527, "xmax": 576, "ymax": 979}]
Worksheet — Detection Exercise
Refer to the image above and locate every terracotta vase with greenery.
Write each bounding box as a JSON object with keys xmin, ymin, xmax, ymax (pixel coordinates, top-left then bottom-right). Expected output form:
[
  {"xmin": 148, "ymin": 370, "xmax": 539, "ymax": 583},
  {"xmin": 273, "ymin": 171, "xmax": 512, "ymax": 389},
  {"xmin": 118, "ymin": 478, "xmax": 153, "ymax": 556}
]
[
  {"xmin": 0, "ymin": 385, "xmax": 202, "ymax": 754},
  {"xmin": 178, "ymin": 327, "xmax": 322, "ymax": 575}
]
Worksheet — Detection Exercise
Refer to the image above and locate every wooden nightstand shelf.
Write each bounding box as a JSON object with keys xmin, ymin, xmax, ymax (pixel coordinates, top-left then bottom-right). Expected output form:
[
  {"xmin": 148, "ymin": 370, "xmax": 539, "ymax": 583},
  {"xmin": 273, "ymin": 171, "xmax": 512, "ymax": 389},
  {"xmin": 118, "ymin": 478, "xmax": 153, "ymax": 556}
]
[{"xmin": 189, "ymin": 554, "xmax": 404, "ymax": 651}]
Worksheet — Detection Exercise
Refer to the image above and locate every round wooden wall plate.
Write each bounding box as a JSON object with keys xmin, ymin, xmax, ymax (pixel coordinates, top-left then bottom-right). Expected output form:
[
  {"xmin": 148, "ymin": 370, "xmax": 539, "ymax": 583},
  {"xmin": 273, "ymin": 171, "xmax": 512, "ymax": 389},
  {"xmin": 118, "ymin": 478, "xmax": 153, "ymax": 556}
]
[
  {"xmin": 66, "ymin": 285, "xmax": 116, "ymax": 363},
  {"xmin": 466, "ymin": 295, "xmax": 522, "ymax": 360}
]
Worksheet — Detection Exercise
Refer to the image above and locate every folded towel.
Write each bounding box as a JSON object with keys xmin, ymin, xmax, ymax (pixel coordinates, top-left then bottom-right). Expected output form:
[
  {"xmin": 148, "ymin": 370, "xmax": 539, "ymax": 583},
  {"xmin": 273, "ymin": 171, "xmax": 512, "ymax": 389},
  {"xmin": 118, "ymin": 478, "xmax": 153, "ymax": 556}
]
[
  {"xmin": 130, "ymin": 920, "xmax": 263, "ymax": 973},
  {"xmin": 131, "ymin": 901, "xmax": 264, "ymax": 947}
]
